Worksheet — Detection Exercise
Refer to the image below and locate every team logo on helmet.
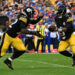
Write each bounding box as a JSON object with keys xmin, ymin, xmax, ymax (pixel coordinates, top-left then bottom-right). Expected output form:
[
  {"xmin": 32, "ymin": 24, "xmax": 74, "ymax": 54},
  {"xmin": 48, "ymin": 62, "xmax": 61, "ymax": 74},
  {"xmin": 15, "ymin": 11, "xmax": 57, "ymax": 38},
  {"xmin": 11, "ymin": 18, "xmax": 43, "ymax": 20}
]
[{"xmin": 23, "ymin": 7, "xmax": 35, "ymax": 18}]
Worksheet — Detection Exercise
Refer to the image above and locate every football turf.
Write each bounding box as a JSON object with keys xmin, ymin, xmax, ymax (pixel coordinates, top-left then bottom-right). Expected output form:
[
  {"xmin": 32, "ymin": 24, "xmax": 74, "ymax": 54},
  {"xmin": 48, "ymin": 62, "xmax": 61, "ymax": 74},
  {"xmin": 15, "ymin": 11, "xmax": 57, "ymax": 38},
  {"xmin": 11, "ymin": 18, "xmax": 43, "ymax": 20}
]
[{"xmin": 0, "ymin": 53, "xmax": 75, "ymax": 75}]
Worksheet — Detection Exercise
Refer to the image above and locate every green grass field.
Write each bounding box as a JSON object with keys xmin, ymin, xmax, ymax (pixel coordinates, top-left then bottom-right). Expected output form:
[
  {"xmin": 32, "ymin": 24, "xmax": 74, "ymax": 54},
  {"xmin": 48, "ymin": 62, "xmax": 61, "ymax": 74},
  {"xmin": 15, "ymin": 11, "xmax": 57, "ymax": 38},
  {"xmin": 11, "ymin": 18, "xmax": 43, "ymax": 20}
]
[{"xmin": 0, "ymin": 53, "xmax": 75, "ymax": 75}]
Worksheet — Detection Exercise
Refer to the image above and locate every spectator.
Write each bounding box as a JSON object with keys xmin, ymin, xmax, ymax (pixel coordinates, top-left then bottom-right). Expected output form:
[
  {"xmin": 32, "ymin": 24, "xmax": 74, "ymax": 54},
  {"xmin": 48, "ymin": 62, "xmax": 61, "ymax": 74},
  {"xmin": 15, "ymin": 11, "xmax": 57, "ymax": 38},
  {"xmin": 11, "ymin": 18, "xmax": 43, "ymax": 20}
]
[
  {"xmin": 35, "ymin": 20, "xmax": 45, "ymax": 53},
  {"xmin": 72, "ymin": 12, "xmax": 75, "ymax": 30},
  {"xmin": 43, "ymin": 23, "xmax": 50, "ymax": 53},
  {"xmin": 49, "ymin": 21, "xmax": 58, "ymax": 52},
  {"xmin": 25, "ymin": 25, "xmax": 35, "ymax": 52}
]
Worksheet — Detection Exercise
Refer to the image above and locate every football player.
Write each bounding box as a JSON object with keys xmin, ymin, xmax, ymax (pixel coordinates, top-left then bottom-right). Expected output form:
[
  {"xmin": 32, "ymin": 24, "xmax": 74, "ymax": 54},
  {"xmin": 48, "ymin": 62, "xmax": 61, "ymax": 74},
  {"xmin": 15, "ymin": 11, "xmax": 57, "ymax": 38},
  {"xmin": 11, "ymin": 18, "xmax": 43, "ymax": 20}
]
[
  {"xmin": 0, "ymin": 6, "xmax": 43, "ymax": 70},
  {"xmin": 49, "ymin": 5, "xmax": 75, "ymax": 66}
]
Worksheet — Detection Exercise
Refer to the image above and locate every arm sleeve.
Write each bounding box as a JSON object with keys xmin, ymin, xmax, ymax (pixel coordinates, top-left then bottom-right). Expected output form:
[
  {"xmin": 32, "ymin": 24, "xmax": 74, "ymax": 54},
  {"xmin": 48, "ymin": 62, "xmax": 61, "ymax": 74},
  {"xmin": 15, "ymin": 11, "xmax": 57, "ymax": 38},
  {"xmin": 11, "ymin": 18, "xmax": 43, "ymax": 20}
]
[{"xmin": 30, "ymin": 15, "xmax": 43, "ymax": 24}]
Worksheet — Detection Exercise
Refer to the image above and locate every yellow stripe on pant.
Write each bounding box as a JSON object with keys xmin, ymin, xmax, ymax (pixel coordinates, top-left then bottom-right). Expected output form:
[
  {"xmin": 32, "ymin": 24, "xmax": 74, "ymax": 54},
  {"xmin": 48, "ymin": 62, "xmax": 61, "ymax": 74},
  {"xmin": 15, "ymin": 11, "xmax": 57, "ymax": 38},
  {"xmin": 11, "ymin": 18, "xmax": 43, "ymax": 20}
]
[{"xmin": 0, "ymin": 33, "xmax": 26, "ymax": 56}]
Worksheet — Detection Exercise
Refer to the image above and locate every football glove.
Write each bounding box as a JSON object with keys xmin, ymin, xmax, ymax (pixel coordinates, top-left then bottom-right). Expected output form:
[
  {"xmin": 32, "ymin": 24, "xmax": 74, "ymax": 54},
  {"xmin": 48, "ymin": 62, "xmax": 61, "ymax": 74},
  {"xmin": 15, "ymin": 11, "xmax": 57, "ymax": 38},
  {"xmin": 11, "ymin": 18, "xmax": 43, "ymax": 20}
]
[
  {"xmin": 33, "ymin": 31, "xmax": 43, "ymax": 37},
  {"xmin": 25, "ymin": 30, "xmax": 43, "ymax": 37}
]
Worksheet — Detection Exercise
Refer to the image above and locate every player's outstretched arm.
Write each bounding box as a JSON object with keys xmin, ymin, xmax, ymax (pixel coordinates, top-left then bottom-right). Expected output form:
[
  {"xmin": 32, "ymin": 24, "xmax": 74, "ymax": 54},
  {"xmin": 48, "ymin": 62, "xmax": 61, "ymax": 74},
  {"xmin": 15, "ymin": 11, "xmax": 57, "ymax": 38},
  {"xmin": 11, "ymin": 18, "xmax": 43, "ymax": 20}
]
[
  {"xmin": 30, "ymin": 15, "xmax": 44, "ymax": 24},
  {"xmin": 21, "ymin": 28, "xmax": 43, "ymax": 37}
]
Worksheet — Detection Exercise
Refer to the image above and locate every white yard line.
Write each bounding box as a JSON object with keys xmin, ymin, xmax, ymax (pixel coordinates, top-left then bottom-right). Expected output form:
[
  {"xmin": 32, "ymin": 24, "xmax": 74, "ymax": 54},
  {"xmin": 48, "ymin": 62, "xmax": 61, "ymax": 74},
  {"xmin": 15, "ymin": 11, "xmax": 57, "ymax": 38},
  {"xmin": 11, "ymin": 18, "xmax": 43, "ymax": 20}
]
[
  {"xmin": 25, "ymin": 53, "xmax": 59, "ymax": 54},
  {"xmin": 17, "ymin": 59, "xmax": 75, "ymax": 69}
]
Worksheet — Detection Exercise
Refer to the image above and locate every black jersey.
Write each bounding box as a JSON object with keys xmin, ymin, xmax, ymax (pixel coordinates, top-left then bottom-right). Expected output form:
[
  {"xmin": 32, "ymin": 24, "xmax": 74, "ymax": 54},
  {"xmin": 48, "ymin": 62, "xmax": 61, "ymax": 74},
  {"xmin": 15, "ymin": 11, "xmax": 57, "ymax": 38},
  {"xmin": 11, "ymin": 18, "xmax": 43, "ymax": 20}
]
[
  {"xmin": 7, "ymin": 15, "xmax": 43, "ymax": 37},
  {"xmin": 55, "ymin": 14, "xmax": 74, "ymax": 40}
]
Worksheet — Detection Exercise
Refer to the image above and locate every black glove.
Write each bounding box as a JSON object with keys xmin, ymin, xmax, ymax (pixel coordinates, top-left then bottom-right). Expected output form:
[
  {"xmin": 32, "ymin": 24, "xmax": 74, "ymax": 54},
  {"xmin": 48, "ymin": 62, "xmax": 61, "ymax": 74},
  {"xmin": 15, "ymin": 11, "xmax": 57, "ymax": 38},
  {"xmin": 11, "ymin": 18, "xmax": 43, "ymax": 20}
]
[{"xmin": 34, "ymin": 31, "xmax": 43, "ymax": 37}]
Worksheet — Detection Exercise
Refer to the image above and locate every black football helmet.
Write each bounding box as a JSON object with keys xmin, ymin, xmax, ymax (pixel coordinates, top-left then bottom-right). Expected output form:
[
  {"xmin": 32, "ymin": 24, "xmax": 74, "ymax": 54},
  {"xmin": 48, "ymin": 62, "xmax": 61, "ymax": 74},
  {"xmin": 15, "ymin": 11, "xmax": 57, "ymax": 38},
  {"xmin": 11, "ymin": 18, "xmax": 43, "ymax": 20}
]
[
  {"xmin": 57, "ymin": 5, "xmax": 66, "ymax": 15},
  {"xmin": 22, "ymin": 7, "xmax": 35, "ymax": 18}
]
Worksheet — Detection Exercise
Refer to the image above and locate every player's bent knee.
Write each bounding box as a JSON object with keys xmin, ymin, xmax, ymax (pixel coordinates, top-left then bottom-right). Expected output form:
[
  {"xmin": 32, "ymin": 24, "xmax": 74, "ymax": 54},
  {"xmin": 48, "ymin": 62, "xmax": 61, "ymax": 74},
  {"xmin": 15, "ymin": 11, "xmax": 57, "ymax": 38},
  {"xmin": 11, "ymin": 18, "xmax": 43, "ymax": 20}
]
[
  {"xmin": 18, "ymin": 49, "xmax": 26, "ymax": 51},
  {"xmin": 17, "ymin": 47, "xmax": 26, "ymax": 51},
  {"xmin": 58, "ymin": 49, "xmax": 66, "ymax": 52},
  {"xmin": 59, "ymin": 51, "xmax": 72, "ymax": 57},
  {"xmin": 1, "ymin": 52, "xmax": 6, "ymax": 56}
]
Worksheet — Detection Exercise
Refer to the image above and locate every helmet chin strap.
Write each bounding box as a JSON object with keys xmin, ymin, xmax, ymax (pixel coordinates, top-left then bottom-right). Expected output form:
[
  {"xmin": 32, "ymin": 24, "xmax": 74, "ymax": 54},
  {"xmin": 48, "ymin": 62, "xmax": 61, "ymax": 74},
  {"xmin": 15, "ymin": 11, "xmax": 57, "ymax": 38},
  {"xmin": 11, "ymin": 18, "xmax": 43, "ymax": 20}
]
[
  {"xmin": 58, "ymin": 10, "xmax": 65, "ymax": 18},
  {"xmin": 61, "ymin": 10, "xmax": 64, "ymax": 15},
  {"xmin": 22, "ymin": 11, "xmax": 27, "ymax": 17}
]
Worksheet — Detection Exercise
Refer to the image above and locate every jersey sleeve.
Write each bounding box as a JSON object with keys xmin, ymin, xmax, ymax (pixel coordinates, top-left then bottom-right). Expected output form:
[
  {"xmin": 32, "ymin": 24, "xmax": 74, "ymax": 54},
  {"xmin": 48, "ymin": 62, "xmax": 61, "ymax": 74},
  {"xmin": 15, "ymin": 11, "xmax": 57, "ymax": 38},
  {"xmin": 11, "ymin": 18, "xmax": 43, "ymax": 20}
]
[
  {"xmin": 65, "ymin": 18, "xmax": 73, "ymax": 30},
  {"xmin": 18, "ymin": 17, "xmax": 28, "ymax": 29},
  {"xmin": 19, "ymin": 17, "xmax": 27, "ymax": 23}
]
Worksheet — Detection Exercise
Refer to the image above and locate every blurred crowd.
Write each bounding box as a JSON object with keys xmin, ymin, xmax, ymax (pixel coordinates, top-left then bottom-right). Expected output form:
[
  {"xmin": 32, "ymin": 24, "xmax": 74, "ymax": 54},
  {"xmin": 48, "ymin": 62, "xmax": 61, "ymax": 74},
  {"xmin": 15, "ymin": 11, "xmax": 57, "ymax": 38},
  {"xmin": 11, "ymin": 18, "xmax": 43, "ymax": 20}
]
[
  {"xmin": 0, "ymin": 0, "xmax": 75, "ymax": 53},
  {"xmin": 0, "ymin": 0, "xmax": 75, "ymax": 24}
]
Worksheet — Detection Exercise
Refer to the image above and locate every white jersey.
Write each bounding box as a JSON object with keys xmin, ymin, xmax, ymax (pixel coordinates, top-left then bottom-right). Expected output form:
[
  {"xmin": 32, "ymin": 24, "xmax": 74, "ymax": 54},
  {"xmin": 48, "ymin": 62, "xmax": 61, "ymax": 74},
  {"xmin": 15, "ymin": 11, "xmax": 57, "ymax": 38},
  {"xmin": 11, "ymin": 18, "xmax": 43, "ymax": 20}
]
[{"xmin": 50, "ymin": 32, "xmax": 57, "ymax": 38}]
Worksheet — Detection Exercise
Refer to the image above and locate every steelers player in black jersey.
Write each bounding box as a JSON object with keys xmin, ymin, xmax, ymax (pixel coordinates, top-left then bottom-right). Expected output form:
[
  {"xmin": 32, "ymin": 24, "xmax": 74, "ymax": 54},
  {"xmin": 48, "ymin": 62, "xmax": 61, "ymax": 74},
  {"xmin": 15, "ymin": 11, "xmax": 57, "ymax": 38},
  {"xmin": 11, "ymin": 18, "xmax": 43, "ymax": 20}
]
[
  {"xmin": 0, "ymin": 7, "xmax": 43, "ymax": 70},
  {"xmin": 49, "ymin": 5, "xmax": 75, "ymax": 66}
]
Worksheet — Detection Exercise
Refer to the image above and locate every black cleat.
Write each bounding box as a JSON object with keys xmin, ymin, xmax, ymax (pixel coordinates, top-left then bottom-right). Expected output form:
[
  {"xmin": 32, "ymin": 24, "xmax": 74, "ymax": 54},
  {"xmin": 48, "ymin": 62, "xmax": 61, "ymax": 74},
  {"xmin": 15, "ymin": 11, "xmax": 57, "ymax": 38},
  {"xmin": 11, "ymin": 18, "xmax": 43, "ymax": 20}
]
[
  {"xmin": 4, "ymin": 59, "xmax": 14, "ymax": 70},
  {"xmin": 72, "ymin": 59, "xmax": 75, "ymax": 66}
]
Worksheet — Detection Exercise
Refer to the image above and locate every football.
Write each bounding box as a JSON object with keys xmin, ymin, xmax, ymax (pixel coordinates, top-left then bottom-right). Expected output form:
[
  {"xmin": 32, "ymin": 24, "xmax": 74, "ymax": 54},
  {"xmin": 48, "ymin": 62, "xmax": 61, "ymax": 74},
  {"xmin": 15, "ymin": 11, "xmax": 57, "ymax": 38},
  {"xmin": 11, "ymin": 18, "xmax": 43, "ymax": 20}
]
[{"xmin": 48, "ymin": 25, "xmax": 56, "ymax": 32}]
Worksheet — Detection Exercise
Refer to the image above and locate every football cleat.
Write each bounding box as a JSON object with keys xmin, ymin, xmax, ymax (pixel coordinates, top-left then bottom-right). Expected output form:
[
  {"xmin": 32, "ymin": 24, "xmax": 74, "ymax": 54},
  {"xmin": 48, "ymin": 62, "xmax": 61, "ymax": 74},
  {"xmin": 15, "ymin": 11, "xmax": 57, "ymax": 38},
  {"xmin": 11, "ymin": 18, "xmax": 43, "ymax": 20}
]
[{"xmin": 4, "ymin": 59, "xmax": 14, "ymax": 70}]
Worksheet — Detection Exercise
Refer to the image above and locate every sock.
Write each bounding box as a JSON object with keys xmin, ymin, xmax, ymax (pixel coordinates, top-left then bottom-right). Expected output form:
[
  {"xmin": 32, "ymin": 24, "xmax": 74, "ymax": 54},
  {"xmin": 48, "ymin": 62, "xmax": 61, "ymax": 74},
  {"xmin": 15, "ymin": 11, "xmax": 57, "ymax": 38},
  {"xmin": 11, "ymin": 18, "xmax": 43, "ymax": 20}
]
[
  {"xmin": 8, "ymin": 58, "xmax": 12, "ymax": 61},
  {"xmin": 59, "ymin": 50, "xmax": 72, "ymax": 57},
  {"xmin": 72, "ymin": 54, "xmax": 75, "ymax": 60},
  {"xmin": 11, "ymin": 50, "xmax": 25, "ymax": 60}
]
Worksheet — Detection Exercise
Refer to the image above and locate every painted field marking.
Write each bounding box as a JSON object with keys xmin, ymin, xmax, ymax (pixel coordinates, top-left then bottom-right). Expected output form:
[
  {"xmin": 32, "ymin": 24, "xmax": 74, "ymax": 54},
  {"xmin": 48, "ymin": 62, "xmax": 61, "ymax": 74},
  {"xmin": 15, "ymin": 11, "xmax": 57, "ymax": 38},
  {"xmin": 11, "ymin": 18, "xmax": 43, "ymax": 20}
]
[{"xmin": 17, "ymin": 59, "xmax": 75, "ymax": 69}]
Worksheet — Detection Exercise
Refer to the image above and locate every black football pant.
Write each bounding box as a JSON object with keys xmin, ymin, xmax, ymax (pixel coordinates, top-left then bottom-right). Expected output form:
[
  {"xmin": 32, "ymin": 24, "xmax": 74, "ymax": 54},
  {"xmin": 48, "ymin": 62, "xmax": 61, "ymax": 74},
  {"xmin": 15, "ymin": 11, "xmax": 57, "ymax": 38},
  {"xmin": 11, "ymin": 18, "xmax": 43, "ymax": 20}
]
[{"xmin": 35, "ymin": 39, "xmax": 44, "ymax": 52}]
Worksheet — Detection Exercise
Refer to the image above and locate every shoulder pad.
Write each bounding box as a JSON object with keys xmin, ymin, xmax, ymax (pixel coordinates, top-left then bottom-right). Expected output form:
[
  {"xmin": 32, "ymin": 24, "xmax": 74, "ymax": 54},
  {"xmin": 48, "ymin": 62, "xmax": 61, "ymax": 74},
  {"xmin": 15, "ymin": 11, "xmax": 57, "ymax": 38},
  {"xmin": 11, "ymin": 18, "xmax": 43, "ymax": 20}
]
[
  {"xmin": 66, "ymin": 18, "xmax": 73, "ymax": 22},
  {"xmin": 19, "ymin": 17, "xmax": 27, "ymax": 23}
]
